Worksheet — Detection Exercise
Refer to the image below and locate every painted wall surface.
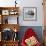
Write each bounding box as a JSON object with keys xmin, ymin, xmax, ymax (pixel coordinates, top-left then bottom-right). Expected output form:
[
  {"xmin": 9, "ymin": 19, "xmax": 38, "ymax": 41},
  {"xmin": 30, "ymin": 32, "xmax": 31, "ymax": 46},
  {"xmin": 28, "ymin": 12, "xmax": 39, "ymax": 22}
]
[
  {"xmin": 0, "ymin": 0, "xmax": 44, "ymax": 26},
  {"xmin": 18, "ymin": 0, "xmax": 44, "ymax": 26}
]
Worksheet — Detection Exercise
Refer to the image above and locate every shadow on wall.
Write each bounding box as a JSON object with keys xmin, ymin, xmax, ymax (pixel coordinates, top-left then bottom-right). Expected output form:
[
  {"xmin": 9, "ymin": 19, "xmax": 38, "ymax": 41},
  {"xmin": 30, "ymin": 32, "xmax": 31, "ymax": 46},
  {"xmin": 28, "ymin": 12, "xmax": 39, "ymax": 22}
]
[{"xmin": 18, "ymin": 26, "xmax": 43, "ymax": 44}]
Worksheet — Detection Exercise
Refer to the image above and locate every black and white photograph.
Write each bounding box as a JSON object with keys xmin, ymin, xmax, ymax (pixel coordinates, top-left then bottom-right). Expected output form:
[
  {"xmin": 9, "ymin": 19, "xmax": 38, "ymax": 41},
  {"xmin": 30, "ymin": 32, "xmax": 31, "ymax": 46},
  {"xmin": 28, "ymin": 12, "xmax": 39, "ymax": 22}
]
[{"xmin": 23, "ymin": 7, "xmax": 37, "ymax": 21}]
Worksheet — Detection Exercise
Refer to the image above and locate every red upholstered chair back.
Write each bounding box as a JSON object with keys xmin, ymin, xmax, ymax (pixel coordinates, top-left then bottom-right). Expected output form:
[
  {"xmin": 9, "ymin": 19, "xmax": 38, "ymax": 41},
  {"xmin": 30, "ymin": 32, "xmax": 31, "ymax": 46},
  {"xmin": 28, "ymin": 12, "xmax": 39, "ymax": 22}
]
[{"xmin": 21, "ymin": 28, "xmax": 41, "ymax": 46}]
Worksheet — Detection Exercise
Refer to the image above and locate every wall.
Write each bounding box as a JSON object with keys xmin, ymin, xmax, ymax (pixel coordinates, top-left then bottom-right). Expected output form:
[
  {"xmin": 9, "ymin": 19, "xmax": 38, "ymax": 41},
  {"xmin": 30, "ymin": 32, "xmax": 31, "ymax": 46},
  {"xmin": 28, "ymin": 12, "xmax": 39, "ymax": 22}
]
[
  {"xmin": 0, "ymin": 0, "xmax": 44, "ymax": 26},
  {"xmin": 18, "ymin": 0, "xmax": 44, "ymax": 26},
  {"xmin": 0, "ymin": 0, "xmax": 15, "ymax": 7}
]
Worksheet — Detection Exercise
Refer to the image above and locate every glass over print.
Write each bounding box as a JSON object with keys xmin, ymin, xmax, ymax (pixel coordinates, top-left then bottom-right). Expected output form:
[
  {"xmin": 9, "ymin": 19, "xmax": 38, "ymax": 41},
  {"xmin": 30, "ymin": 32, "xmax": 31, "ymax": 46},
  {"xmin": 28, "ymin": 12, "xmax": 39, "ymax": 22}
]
[{"xmin": 23, "ymin": 7, "xmax": 37, "ymax": 21}]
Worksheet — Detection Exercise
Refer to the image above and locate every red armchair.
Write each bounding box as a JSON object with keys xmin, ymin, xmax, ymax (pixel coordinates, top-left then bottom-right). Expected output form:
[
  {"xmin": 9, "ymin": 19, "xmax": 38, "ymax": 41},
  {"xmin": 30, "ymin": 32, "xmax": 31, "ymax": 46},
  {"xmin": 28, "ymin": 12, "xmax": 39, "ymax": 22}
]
[{"xmin": 21, "ymin": 28, "xmax": 41, "ymax": 46}]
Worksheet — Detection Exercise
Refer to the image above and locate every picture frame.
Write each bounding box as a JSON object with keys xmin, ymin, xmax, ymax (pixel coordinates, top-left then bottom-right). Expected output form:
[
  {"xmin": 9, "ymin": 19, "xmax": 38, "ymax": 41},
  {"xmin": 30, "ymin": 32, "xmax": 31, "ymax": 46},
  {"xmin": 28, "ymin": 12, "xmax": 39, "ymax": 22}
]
[
  {"xmin": 2, "ymin": 10, "xmax": 9, "ymax": 15},
  {"xmin": 8, "ymin": 16, "xmax": 18, "ymax": 24},
  {"xmin": 23, "ymin": 7, "xmax": 37, "ymax": 21},
  {"xmin": 2, "ymin": 16, "xmax": 18, "ymax": 24},
  {"xmin": 9, "ymin": 10, "xmax": 18, "ymax": 15}
]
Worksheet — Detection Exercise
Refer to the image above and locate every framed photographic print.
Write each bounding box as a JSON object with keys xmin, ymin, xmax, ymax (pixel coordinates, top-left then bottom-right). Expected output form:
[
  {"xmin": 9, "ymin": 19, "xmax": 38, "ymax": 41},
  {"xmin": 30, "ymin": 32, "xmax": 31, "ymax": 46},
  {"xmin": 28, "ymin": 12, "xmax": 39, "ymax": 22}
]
[
  {"xmin": 23, "ymin": 7, "xmax": 37, "ymax": 21},
  {"xmin": 2, "ymin": 10, "xmax": 9, "ymax": 15},
  {"xmin": 8, "ymin": 16, "xmax": 18, "ymax": 24}
]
